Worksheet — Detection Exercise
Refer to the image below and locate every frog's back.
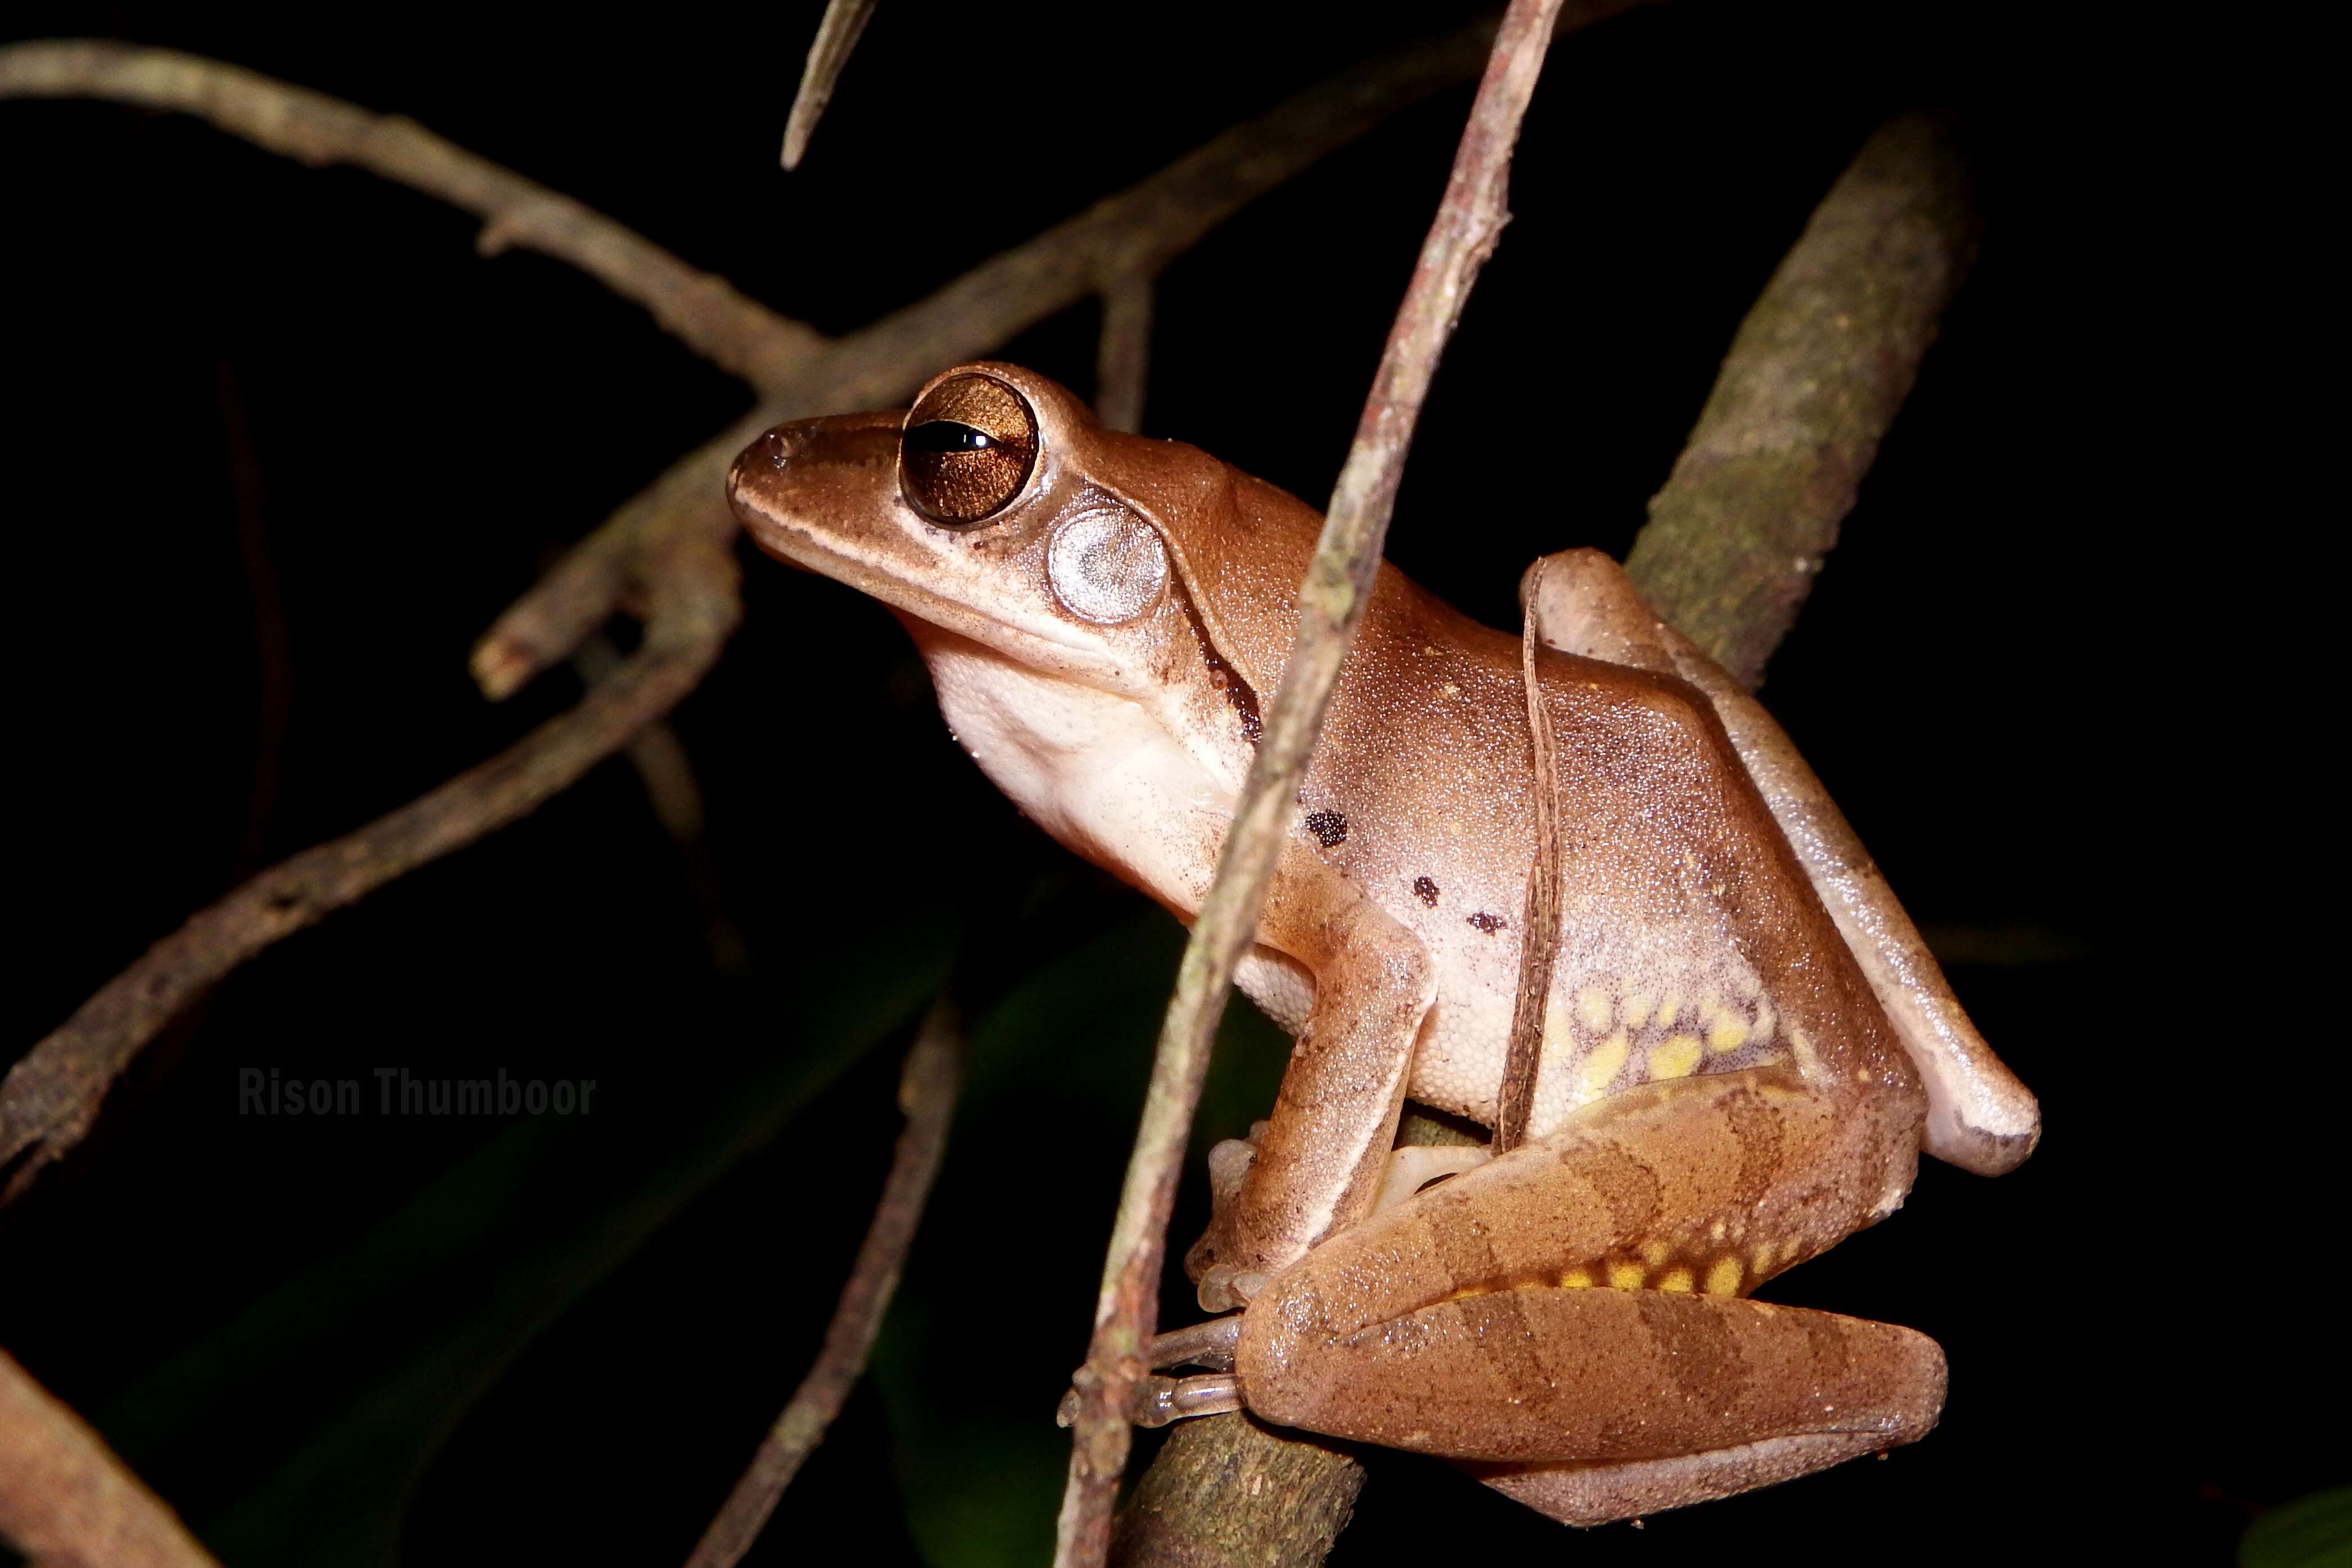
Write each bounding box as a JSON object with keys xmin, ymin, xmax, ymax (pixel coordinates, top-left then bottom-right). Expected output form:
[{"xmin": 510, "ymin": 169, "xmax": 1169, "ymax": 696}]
[
  {"xmin": 1296, "ymin": 566, "xmax": 1922, "ymax": 1146},
  {"xmin": 1138, "ymin": 458, "xmax": 1923, "ymax": 1145}
]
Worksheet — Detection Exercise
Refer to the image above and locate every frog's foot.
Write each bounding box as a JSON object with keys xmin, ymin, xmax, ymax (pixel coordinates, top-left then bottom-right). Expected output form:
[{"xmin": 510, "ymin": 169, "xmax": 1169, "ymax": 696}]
[
  {"xmin": 1184, "ymin": 1127, "xmax": 1268, "ymax": 1311},
  {"xmin": 1147, "ymin": 1314, "xmax": 1242, "ymax": 1372},
  {"xmin": 1055, "ymin": 1371, "xmax": 1243, "ymax": 1430},
  {"xmin": 1053, "ymin": 1317, "xmax": 1246, "ymax": 1430}
]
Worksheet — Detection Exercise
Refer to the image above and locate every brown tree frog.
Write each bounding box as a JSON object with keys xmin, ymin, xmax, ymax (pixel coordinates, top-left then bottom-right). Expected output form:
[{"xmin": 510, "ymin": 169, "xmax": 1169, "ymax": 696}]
[{"xmin": 727, "ymin": 363, "xmax": 2039, "ymax": 1525}]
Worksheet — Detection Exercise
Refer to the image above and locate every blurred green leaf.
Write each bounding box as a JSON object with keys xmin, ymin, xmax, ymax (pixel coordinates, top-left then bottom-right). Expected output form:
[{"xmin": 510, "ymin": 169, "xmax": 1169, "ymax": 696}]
[{"xmin": 2241, "ymin": 1488, "xmax": 2352, "ymax": 1568}]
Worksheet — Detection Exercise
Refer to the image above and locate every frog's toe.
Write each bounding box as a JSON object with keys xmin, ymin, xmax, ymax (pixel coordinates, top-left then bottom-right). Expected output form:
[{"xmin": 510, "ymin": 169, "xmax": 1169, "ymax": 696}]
[{"xmin": 1192, "ymin": 1261, "xmax": 1269, "ymax": 1314}]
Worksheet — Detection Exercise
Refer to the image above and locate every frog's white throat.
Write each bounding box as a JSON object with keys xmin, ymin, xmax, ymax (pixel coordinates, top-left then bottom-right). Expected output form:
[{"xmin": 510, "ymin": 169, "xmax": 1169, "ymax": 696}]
[{"xmin": 902, "ymin": 619, "xmax": 1315, "ymax": 1034}]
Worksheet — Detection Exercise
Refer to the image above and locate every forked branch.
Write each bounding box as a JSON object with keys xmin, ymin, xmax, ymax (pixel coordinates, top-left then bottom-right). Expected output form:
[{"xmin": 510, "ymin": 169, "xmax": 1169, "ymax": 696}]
[{"xmin": 0, "ymin": 17, "xmax": 1509, "ymax": 1201}]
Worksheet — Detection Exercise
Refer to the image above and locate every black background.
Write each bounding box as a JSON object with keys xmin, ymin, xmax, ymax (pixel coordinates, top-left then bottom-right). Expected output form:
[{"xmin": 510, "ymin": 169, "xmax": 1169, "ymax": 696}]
[{"xmin": 2, "ymin": 3, "xmax": 2329, "ymax": 1565}]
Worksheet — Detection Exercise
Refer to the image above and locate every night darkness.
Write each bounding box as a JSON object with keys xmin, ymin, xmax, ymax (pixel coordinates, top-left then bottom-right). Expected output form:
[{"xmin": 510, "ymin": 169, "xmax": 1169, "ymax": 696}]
[{"xmin": 2, "ymin": 4, "xmax": 2331, "ymax": 1566}]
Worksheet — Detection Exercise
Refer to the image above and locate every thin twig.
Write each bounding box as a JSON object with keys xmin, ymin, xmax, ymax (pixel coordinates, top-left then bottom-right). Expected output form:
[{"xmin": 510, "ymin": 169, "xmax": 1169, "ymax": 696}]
[
  {"xmin": 780, "ymin": 0, "xmax": 877, "ymax": 171},
  {"xmin": 1094, "ymin": 274, "xmax": 1155, "ymax": 435},
  {"xmin": 1624, "ymin": 112, "xmax": 1980, "ymax": 689},
  {"xmin": 0, "ymin": 23, "xmax": 1505, "ymax": 1201},
  {"xmin": 0, "ymin": 1347, "xmax": 223, "ymax": 1568},
  {"xmin": 0, "ymin": 41, "xmax": 823, "ymax": 394},
  {"xmin": 574, "ymin": 633, "xmax": 751, "ymax": 974},
  {"xmin": 0, "ymin": 521, "xmax": 740, "ymax": 1201},
  {"xmin": 1493, "ymin": 560, "xmax": 1567, "ymax": 1152},
  {"xmin": 1053, "ymin": 5, "xmax": 1570, "ymax": 1564},
  {"xmin": 682, "ymin": 999, "xmax": 962, "ymax": 1568}
]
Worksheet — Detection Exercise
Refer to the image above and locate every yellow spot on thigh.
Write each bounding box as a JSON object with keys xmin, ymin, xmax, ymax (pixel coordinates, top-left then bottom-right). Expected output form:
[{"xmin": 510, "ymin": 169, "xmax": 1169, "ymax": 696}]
[
  {"xmin": 1658, "ymin": 1267, "xmax": 1695, "ymax": 1292},
  {"xmin": 1560, "ymin": 1269, "xmax": 1593, "ymax": 1288},
  {"xmin": 1708, "ymin": 1012, "xmax": 1750, "ymax": 1053},
  {"xmin": 1608, "ymin": 1261, "xmax": 1646, "ymax": 1290},
  {"xmin": 1656, "ymin": 991, "xmax": 1684, "ymax": 1028},
  {"xmin": 1575, "ymin": 986, "xmax": 1615, "ymax": 1035},
  {"xmin": 1752, "ymin": 1240, "xmax": 1779, "ymax": 1273},
  {"xmin": 1706, "ymin": 1258, "xmax": 1743, "ymax": 1295},
  {"xmin": 1648, "ymin": 1034, "xmax": 1703, "ymax": 1080},
  {"xmin": 1624, "ymin": 993, "xmax": 1656, "ymax": 1029},
  {"xmin": 1709, "ymin": 1219, "xmax": 1727, "ymax": 1241},
  {"xmin": 1573, "ymin": 1030, "xmax": 1629, "ymax": 1105},
  {"xmin": 1640, "ymin": 1240, "xmax": 1671, "ymax": 1267}
]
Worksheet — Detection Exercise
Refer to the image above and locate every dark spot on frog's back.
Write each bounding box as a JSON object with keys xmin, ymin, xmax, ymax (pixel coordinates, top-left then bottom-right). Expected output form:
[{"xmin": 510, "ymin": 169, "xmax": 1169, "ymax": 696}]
[
  {"xmin": 1305, "ymin": 809, "xmax": 1348, "ymax": 848},
  {"xmin": 1412, "ymin": 875, "xmax": 1439, "ymax": 907},
  {"xmin": 1467, "ymin": 911, "xmax": 1506, "ymax": 933}
]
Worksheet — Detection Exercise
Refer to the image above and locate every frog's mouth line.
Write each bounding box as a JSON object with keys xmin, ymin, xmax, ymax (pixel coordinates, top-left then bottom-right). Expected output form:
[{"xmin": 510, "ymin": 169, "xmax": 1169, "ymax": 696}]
[{"xmin": 735, "ymin": 494, "xmax": 1138, "ymax": 694}]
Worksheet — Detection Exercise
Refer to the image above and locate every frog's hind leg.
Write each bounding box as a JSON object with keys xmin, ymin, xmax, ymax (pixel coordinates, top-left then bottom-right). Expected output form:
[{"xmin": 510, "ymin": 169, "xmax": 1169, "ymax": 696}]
[
  {"xmin": 1231, "ymin": 1065, "xmax": 1939, "ymax": 1522},
  {"xmin": 1469, "ymin": 1390, "xmax": 1942, "ymax": 1526},
  {"xmin": 1242, "ymin": 1277, "xmax": 1944, "ymax": 1526},
  {"xmin": 1520, "ymin": 546, "xmax": 2040, "ymax": 1177}
]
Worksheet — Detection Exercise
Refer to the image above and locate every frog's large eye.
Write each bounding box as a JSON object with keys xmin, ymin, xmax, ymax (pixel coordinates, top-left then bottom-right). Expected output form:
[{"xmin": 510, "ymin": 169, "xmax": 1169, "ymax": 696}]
[{"xmin": 900, "ymin": 374, "xmax": 1038, "ymax": 524}]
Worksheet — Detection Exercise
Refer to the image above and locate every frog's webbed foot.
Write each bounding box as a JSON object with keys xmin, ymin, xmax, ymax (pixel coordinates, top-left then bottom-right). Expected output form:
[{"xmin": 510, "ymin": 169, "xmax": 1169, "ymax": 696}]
[{"xmin": 1185, "ymin": 1124, "xmax": 1269, "ymax": 1312}]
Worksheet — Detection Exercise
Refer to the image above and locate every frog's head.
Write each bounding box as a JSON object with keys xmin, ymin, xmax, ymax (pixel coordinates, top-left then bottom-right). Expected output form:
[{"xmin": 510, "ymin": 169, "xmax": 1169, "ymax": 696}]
[{"xmin": 727, "ymin": 362, "xmax": 1316, "ymax": 701}]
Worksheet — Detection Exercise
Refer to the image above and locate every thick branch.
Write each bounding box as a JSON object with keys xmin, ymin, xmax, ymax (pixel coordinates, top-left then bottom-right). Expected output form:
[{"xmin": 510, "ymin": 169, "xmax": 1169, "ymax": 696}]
[
  {"xmin": 0, "ymin": 1348, "xmax": 222, "ymax": 1568},
  {"xmin": 1624, "ymin": 112, "xmax": 1979, "ymax": 689},
  {"xmin": 0, "ymin": 40, "xmax": 823, "ymax": 393},
  {"xmin": 1054, "ymin": 5, "xmax": 1570, "ymax": 1565},
  {"xmin": 683, "ymin": 1001, "xmax": 962, "ymax": 1568}
]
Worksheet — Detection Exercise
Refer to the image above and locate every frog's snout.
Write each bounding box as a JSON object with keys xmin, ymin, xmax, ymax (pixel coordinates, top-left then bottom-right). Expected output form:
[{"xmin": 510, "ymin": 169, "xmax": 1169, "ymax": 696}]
[{"xmin": 727, "ymin": 422, "xmax": 805, "ymax": 511}]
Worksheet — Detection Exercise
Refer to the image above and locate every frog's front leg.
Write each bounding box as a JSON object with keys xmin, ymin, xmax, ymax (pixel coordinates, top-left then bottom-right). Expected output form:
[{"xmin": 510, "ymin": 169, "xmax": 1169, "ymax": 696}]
[
  {"xmin": 1187, "ymin": 847, "xmax": 1438, "ymax": 1312},
  {"xmin": 1223, "ymin": 1064, "xmax": 1938, "ymax": 1524}
]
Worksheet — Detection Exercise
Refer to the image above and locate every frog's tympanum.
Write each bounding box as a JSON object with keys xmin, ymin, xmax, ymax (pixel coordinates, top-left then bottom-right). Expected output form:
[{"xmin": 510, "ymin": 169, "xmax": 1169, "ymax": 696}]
[{"xmin": 728, "ymin": 364, "xmax": 2039, "ymax": 1525}]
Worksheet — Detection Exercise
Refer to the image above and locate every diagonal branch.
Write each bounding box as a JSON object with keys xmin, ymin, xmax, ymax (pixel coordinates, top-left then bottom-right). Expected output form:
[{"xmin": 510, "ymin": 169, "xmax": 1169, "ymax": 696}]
[
  {"xmin": 0, "ymin": 1347, "xmax": 222, "ymax": 1568},
  {"xmin": 0, "ymin": 512, "xmax": 741, "ymax": 1201},
  {"xmin": 1055, "ymin": 3, "xmax": 1573, "ymax": 1564},
  {"xmin": 1624, "ymin": 112, "xmax": 1980, "ymax": 689},
  {"xmin": 780, "ymin": 0, "xmax": 878, "ymax": 171},
  {"xmin": 682, "ymin": 999, "xmax": 962, "ymax": 1568},
  {"xmin": 0, "ymin": 40, "xmax": 823, "ymax": 393}
]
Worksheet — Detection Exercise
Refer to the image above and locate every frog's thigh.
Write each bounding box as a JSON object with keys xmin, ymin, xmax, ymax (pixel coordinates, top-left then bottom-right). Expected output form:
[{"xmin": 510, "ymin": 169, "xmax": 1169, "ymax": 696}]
[
  {"xmin": 1253, "ymin": 1066, "xmax": 1907, "ymax": 1333},
  {"xmin": 1524, "ymin": 546, "xmax": 2039, "ymax": 1175},
  {"xmin": 1241, "ymin": 1285, "xmax": 1940, "ymax": 1517}
]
